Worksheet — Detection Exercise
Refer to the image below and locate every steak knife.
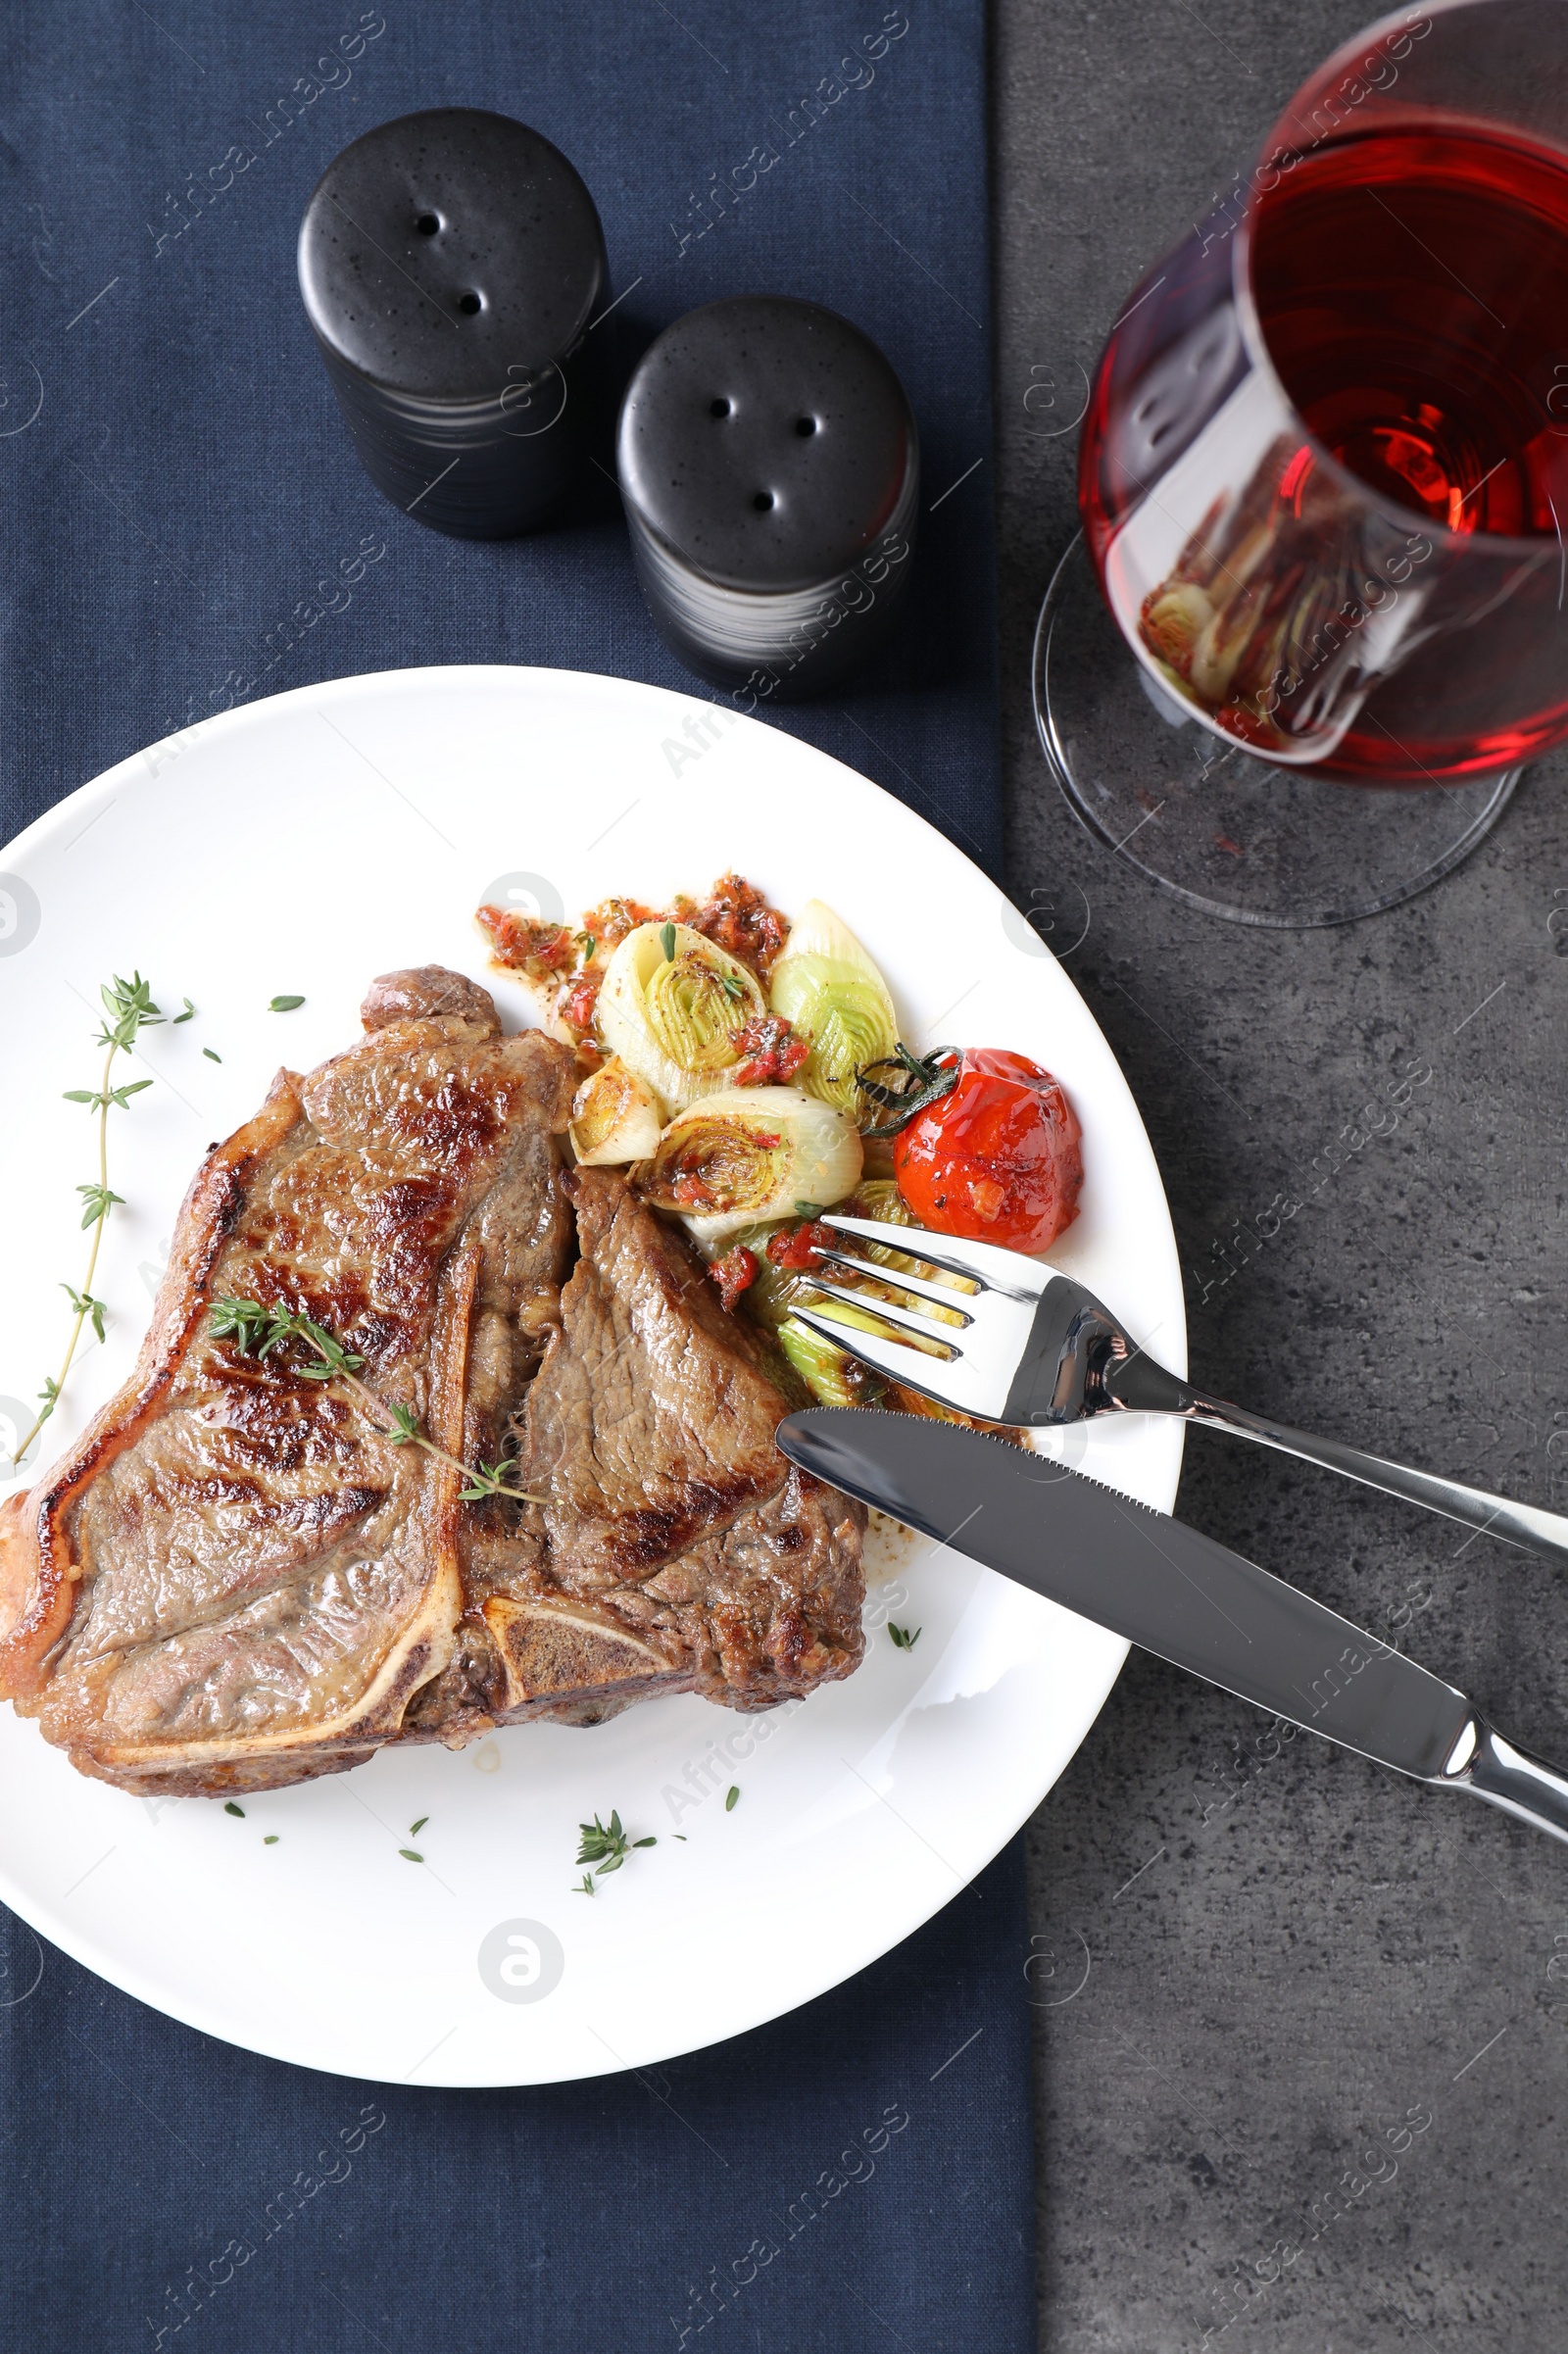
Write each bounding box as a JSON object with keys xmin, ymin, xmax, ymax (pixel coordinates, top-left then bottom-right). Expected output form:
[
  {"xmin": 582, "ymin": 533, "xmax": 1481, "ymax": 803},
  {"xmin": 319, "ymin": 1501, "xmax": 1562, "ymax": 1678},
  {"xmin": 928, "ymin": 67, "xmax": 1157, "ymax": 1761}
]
[{"xmin": 776, "ymin": 1408, "xmax": 1568, "ymax": 1845}]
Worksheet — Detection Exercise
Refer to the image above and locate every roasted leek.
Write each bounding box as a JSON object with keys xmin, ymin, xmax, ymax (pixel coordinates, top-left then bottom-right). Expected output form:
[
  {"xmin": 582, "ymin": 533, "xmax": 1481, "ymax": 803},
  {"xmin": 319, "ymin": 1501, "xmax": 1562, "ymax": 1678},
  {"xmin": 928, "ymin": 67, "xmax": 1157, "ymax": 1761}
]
[
  {"xmin": 568, "ymin": 1057, "xmax": 663, "ymax": 1165},
  {"xmin": 768, "ymin": 900, "xmax": 898, "ymax": 1123},
  {"xmin": 597, "ymin": 921, "xmax": 764, "ymax": 1110},
  {"xmin": 635, "ymin": 1088, "xmax": 862, "ymax": 1245}
]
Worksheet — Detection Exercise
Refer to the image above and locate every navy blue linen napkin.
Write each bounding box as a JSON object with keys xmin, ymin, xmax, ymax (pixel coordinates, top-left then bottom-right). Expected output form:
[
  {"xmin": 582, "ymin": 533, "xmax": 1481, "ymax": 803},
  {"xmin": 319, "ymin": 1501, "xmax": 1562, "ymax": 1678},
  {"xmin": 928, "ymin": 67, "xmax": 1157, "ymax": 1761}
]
[{"xmin": 0, "ymin": 6, "xmax": 1031, "ymax": 2350}]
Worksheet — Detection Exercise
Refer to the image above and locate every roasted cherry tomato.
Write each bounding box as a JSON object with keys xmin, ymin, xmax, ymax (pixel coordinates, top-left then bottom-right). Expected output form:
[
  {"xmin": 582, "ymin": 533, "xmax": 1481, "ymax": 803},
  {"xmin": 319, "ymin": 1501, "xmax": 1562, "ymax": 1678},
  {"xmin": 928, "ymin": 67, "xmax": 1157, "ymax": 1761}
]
[{"xmin": 892, "ymin": 1047, "xmax": 1082, "ymax": 1253}]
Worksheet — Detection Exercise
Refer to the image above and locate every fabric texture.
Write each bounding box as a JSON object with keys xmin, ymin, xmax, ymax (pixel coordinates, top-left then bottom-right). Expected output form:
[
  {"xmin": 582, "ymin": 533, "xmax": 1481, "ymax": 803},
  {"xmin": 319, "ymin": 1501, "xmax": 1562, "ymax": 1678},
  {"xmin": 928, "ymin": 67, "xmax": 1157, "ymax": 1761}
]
[{"xmin": 0, "ymin": 5, "xmax": 1032, "ymax": 2348}]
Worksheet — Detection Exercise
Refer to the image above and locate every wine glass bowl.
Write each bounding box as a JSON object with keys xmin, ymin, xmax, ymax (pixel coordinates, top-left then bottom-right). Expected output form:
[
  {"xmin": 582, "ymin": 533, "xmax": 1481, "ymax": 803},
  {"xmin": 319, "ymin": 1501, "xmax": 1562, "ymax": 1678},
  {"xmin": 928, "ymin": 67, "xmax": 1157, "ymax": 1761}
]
[{"xmin": 1040, "ymin": 0, "xmax": 1568, "ymax": 920}]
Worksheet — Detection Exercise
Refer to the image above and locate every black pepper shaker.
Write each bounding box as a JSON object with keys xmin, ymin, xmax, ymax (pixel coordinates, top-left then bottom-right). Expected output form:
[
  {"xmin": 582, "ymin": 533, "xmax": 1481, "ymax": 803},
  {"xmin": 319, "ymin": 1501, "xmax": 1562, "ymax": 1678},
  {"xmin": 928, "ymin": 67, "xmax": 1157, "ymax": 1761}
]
[
  {"xmin": 616, "ymin": 297, "xmax": 918, "ymax": 699},
  {"xmin": 299, "ymin": 108, "xmax": 610, "ymax": 539}
]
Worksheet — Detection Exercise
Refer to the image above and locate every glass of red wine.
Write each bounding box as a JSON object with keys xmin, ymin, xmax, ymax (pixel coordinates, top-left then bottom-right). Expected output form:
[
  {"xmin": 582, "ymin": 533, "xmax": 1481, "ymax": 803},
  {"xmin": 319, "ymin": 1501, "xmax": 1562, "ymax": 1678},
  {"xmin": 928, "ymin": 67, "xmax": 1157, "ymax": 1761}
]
[{"xmin": 1034, "ymin": 0, "xmax": 1568, "ymax": 925}]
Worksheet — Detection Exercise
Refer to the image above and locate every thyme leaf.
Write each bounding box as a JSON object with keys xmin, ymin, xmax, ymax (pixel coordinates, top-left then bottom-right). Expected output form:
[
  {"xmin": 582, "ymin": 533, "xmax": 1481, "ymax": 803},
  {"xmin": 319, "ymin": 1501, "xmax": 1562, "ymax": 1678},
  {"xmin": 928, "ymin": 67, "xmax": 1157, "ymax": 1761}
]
[
  {"xmin": 725, "ymin": 1785, "xmax": 740, "ymax": 1811},
  {"xmin": 888, "ymin": 1622, "xmax": 922, "ymax": 1650},
  {"xmin": 61, "ymin": 1285, "xmax": 108, "ymax": 1343},
  {"xmin": 660, "ymin": 920, "xmax": 677, "ymax": 962},
  {"xmin": 76, "ymin": 1182, "xmax": 124, "ymax": 1229},
  {"xmin": 66, "ymin": 1079, "xmax": 154, "ymax": 1111},
  {"xmin": 269, "ymin": 995, "xmax": 305, "ymax": 1012},
  {"xmin": 574, "ymin": 1809, "xmax": 657, "ymax": 1886},
  {"xmin": 96, "ymin": 972, "xmax": 164, "ymax": 1052},
  {"xmin": 459, "ymin": 1459, "xmax": 535, "ymax": 1502}
]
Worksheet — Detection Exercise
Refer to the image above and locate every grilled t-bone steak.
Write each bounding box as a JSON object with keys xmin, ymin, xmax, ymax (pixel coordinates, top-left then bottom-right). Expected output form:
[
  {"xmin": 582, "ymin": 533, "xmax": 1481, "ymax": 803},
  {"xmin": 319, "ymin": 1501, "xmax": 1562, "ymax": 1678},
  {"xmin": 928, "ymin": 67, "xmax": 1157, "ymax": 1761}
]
[{"xmin": 0, "ymin": 968, "xmax": 864, "ymax": 1795}]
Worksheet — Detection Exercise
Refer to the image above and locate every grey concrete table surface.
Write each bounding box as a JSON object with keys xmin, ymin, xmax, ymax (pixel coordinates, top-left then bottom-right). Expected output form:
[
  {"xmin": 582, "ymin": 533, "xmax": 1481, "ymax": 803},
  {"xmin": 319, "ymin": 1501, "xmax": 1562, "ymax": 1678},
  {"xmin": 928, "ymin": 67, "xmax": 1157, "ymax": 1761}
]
[{"xmin": 988, "ymin": 3, "xmax": 1568, "ymax": 2348}]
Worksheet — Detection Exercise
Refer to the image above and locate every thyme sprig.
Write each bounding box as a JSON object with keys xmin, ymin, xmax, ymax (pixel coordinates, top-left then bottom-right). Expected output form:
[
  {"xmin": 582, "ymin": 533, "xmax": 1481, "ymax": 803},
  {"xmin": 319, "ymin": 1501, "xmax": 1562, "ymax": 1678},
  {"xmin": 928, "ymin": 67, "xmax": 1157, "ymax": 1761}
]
[
  {"xmin": 13, "ymin": 973, "xmax": 165, "ymax": 1466},
  {"xmin": 573, "ymin": 1808, "xmax": 656, "ymax": 1890},
  {"xmin": 208, "ymin": 1297, "xmax": 542, "ymax": 1504},
  {"xmin": 857, "ymin": 1042, "xmax": 961, "ymax": 1140}
]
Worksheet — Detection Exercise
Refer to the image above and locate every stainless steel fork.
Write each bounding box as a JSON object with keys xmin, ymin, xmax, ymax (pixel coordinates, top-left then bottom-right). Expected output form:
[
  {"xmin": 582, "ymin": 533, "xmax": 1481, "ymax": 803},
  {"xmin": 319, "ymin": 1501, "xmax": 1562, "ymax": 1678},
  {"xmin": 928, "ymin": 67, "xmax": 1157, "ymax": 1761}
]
[{"xmin": 791, "ymin": 1212, "xmax": 1568, "ymax": 1566}]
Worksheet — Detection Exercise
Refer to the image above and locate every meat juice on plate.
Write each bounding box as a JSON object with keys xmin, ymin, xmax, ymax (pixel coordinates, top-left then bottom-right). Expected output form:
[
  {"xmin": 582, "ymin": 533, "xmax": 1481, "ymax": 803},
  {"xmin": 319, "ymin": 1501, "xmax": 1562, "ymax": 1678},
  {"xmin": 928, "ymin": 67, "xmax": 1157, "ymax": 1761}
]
[{"xmin": 1080, "ymin": 122, "xmax": 1568, "ymax": 781}]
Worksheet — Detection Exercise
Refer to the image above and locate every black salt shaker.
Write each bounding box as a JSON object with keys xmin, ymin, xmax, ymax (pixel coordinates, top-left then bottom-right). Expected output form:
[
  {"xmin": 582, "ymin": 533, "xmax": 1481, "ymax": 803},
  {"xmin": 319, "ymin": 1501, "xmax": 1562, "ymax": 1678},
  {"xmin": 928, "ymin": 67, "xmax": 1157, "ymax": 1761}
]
[
  {"xmin": 616, "ymin": 297, "xmax": 918, "ymax": 699},
  {"xmin": 299, "ymin": 108, "xmax": 609, "ymax": 539}
]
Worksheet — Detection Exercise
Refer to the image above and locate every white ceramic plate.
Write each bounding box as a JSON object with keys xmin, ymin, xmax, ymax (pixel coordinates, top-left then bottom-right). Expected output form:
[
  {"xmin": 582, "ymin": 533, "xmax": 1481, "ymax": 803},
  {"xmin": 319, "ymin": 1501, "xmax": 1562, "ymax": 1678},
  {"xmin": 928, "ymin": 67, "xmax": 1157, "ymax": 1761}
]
[{"xmin": 0, "ymin": 666, "xmax": 1184, "ymax": 2085}]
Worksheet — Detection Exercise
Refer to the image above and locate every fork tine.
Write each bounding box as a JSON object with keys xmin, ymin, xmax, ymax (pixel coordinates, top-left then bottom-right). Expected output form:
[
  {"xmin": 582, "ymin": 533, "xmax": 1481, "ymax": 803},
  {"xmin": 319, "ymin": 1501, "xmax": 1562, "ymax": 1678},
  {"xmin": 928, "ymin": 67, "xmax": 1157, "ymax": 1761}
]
[
  {"xmin": 819, "ymin": 1212, "xmax": 1048, "ymax": 1299},
  {"xmin": 810, "ymin": 1247, "xmax": 975, "ymax": 1321},
  {"xmin": 790, "ymin": 1304, "xmax": 996, "ymax": 1415},
  {"xmin": 801, "ymin": 1284, "xmax": 961, "ymax": 1349}
]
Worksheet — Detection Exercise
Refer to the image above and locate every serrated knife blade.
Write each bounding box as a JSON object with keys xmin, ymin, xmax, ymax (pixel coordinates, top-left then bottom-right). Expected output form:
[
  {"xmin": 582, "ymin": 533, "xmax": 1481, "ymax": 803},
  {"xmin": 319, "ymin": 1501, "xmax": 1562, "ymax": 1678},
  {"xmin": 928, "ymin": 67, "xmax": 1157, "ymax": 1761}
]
[{"xmin": 777, "ymin": 1407, "xmax": 1568, "ymax": 1845}]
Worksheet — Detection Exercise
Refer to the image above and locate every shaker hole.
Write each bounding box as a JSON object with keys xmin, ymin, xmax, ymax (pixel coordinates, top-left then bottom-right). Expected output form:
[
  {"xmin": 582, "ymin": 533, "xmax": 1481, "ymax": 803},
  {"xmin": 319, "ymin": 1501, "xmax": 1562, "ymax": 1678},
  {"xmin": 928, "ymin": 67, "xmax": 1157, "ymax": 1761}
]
[
  {"xmin": 752, "ymin": 491, "xmax": 774, "ymax": 512},
  {"xmin": 459, "ymin": 291, "xmax": 482, "ymax": 316},
  {"xmin": 710, "ymin": 397, "xmax": 732, "ymax": 418},
  {"xmin": 416, "ymin": 212, "xmax": 440, "ymax": 236},
  {"xmin": 794, "ymin": 416, "xmax": 817, "ymax": 437}
]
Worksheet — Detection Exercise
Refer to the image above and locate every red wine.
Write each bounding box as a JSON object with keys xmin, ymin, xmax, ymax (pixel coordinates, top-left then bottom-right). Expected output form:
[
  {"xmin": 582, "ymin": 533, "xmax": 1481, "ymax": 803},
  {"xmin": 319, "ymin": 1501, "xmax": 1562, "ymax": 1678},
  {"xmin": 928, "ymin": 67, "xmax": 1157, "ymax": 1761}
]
[
  {"xmin": 1079, "ymin": 116, "xmax": 1568, "ymax": 783},
  {"xmin": 1250, "ymin": 123, "xmax": 1568, "ymax": 540}
]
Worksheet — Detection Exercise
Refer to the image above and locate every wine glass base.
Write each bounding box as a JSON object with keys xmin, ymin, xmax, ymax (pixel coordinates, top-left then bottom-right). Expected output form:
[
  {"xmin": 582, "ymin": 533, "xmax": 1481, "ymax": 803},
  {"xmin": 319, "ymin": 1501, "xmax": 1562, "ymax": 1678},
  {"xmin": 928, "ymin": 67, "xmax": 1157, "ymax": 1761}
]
[{"xmin": 1031, "ymin": 536, "xmax": 1520, "ymax": 928}]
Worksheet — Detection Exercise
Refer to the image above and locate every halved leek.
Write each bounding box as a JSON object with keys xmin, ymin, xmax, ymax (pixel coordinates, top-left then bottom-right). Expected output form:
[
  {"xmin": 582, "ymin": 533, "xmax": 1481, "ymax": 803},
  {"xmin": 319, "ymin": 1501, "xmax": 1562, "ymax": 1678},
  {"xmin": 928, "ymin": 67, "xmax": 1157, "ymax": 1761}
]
[
  {"xmin": 767, "ymin": 901, "xmax": 898, "ymax": 1122},
  {"xmin": 597, "ymin": 922, "xmax": 764, "ymax": 1111},
  {"xmin": 839, "ymin": 1180, "xmax": 970, "ymax": 1327},
  {"xmin": 568, "ymin": 1057, "xmax": 663, "ymax": 1165},
  {"xmin": 777, "ymin": 1306, "xmax": 887, "ymax": 1408},
  {"xmin": 635, "ymin": 1087, "xmax": 862, "ymax": 1245}
]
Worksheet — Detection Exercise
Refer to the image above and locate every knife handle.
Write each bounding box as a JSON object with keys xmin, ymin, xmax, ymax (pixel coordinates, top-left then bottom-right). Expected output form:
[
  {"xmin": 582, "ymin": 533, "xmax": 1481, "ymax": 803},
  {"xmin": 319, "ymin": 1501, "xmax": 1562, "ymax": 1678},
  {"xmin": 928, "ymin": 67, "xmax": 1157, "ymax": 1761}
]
[{"xmin": 1442, "ymin": 1716, "xmax": 1568, "ymax": 1845}]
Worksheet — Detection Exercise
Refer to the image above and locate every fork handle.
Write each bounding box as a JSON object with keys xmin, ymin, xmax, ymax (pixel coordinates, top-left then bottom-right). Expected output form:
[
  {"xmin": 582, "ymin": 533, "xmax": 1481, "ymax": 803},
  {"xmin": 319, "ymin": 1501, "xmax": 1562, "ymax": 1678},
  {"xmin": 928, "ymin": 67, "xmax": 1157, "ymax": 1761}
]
[{"xmin": 1102, "ymin": 1352, "xmax": 1568, "ymax": 1565}]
